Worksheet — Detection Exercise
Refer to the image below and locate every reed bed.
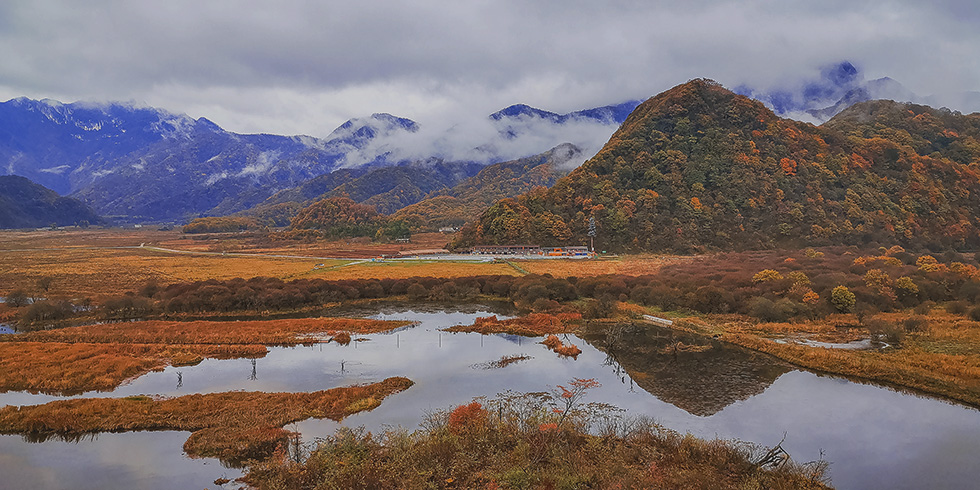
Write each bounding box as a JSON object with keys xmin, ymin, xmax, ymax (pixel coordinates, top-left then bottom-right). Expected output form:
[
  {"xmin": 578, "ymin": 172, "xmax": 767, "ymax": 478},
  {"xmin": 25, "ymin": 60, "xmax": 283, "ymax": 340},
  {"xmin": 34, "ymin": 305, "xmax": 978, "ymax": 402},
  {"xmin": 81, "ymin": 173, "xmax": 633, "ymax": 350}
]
[
  {"xmin": 445, "ymin": 313, "xmax": 581, "ymax": 336},
  {"xmin": 0, "ymin": 377, "xmax": 414, "ymax": 464}
]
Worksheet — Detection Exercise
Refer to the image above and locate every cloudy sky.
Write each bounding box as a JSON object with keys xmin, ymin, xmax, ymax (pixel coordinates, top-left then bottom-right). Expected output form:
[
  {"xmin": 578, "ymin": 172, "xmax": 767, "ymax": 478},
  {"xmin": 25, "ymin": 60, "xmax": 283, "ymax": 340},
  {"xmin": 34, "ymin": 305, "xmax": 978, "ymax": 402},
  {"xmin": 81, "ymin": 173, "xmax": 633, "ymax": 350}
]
[{"xmin": 1, "ymin": 0, "xmax": 978, "ymax": 137}]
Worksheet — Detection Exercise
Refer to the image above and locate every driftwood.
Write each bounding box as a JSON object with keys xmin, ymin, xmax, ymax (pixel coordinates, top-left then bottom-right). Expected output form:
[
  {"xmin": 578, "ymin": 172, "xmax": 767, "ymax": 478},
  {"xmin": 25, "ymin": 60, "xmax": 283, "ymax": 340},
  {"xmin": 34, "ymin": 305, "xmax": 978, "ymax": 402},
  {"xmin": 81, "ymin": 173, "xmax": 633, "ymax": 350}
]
[{"xmin": 755, "ymin": 433, "xmax": 789, "ymax": 469}]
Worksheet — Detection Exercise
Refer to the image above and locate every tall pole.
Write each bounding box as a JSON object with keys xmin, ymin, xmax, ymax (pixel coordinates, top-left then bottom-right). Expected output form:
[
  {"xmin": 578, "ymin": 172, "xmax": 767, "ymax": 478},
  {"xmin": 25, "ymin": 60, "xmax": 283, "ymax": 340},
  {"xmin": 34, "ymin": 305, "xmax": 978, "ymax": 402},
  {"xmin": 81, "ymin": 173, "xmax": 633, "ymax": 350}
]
[{"xmin": 587, "ymin": 215, "xmax": 597, "ymax": 253}]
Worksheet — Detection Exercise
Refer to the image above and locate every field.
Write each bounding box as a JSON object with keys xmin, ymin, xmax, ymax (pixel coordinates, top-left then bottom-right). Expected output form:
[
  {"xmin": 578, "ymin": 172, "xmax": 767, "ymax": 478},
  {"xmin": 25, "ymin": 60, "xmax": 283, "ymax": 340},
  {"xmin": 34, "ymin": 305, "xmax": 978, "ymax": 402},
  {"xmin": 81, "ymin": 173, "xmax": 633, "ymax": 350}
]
[
  {"xmin": 0, "ymin": 229, "xmax": 516, "ymax": 297},
  {"xmin": 308, "ymin": 259, "xmax": 520, "ymax": 280},
  {"xmin": 10, "ymin": 228, "xmax": 980, "ymax": 488},
  {"xmin": 0, "ymin": 248, "xmax": 350, "ymax": 297},
  {"xmin": 517, "ymin": 254, "xmax": 679, "ymax": 277}
]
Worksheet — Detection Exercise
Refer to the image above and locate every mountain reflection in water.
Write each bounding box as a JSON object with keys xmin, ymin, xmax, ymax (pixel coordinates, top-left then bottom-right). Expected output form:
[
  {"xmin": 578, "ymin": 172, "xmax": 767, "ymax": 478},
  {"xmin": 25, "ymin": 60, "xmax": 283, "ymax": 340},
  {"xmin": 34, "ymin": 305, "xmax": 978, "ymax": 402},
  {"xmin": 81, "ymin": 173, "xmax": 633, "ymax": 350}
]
[{"xmin": 583, "ymin": 323, "xmax": 791, "ymax": 416}]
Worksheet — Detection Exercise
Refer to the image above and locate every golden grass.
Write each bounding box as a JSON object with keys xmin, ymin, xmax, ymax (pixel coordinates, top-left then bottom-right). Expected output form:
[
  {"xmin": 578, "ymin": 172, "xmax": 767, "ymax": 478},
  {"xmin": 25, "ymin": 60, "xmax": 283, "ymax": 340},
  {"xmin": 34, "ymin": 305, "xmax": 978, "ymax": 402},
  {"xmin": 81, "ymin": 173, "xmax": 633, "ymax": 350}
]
[
  {"xmin": 310, "ymin": 260, "xmax": 520, "ymax": 280},
  {"xmin": 444, "ymin": 313, "xmax": 582, "ymax": 336},
  {"xmin": 0, "ymin": 377, "xmax": 414, "ymax": 463},
  {"xmin": 0, "ymin": 247, "xmax": 348, "ymax": 297},
  {"xmin": 0, "ymin": 228, "xmax": 179, "ymax": 250},
  {"xmin": 673, "ymin": 311, "xmax": 980, "ymax": 407},
  {"xmin": 517, "ymin": 255, "xmax": 681, "ymax": 277},
  {"xmin": 0, "ymin": 317, "xmax": 407, "ymax": 394},
  {"xmin": 0, "ymin": 342, "xmax": 267, "ymax": 394},
  {"xmin": 9, "ymin": 317, "xmax": 409, "ymax": 345},
  {"xmin": 245, "ymin": 390, "xmax": 830, "ymax": 490}
]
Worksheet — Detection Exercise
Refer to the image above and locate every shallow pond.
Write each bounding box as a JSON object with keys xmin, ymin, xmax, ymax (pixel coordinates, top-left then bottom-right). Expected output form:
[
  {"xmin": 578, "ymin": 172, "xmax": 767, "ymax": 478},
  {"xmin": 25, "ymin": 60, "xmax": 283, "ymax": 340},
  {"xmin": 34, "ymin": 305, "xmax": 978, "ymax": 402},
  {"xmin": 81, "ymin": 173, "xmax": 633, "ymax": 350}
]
[{"xmin": 2, "ymin": 307, "xmax": 980, "ymax": 490}]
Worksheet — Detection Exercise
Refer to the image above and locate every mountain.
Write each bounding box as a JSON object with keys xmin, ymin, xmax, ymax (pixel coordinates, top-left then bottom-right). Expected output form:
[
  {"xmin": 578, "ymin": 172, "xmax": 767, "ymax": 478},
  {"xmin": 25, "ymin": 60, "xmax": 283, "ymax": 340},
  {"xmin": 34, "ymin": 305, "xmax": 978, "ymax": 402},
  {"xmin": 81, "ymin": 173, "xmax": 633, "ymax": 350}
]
[
  {"xmin": 0, "ymin": 98, "xmax": 421, "ymax": 221},
  {"xmin": 0, "ymin": 175, "xmax": 102, "ymax": 229},
  {"xmin": 457, "ymin": 79, "xmax": 980, "ymax": 252},
  {"xmin": 487, "ymin": 101, "xmax": 641, "ymax": 145},
  {"xmin": 0, "ymin": 98, "xmax": 220, "ymax": 195},
  {"xmin": 0, "ymin": 96, "xmax": 635, "ymax": 222},
  {"xmin": 805, "ymin": 77, "xmax": 917, "ymax": 121},
  {"xmin": 490, "ymin": 100, "xmax": 641, "ymax": 125},
  {"xmin": 585, "ymin": 324, "xmax": 789, "ymax": 416},
  {"xmin": 245, "ymin": 160, "xmax": 482, "ymax": 220},
  {"xmin": 737, "ymin": 61, "xmax": 979, "ymax": 123},
  {"xmin": 393, "ymin": 143, "xmax": 582, "ymax": 230}
]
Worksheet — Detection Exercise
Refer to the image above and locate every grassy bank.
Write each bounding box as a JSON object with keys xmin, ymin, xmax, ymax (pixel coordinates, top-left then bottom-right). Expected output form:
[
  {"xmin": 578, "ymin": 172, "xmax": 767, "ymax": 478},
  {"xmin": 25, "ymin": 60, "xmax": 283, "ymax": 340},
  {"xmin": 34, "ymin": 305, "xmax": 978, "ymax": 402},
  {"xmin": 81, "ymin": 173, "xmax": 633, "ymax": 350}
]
[
  {"xmin": 245, "ymin": 383, "xmax": 829, "ymax": 490},
  {"xmin": 0, "ymin": 317, "xmax": 409, "ymax": 394},
  {"xmin": 666, "ymin": 312, "xmax": 980, "ymax": 408},
  {"xmin": 0, "ymin": 377, "xmax": 413, "ymax": 464}
]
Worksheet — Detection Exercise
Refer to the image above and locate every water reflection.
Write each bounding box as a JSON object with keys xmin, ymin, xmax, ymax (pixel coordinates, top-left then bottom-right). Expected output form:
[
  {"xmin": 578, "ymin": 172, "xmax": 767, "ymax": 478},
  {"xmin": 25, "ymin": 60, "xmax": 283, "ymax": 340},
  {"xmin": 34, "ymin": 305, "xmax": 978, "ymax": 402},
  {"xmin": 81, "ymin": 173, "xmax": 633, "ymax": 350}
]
[
  {"xmin": 0, "ymin": 432, "xmax": 240, "ymax": 490},
  {"xmin": 0, "ymin": 324, "xmax": 14, "ymax": 334},
  {"xmin": 3, "ymin": 306, "xmax": 980, "ymax": 490},
  {"xmin": 582, "ymin": 323, "xmax": 791, "ymax": 416}
]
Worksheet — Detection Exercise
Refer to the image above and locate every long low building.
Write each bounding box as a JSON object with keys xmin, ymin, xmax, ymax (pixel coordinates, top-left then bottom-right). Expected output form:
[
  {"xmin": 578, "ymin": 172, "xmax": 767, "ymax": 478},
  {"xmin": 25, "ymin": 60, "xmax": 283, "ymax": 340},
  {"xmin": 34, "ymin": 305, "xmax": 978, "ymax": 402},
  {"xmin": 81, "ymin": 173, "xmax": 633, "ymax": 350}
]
[
  {"xmin": 470, "ymin": 245, "xmax": 592, "ymax": 256},
  {"xmin": 471, "ymin": 245, "xmax": 541, "ymax": 254}
]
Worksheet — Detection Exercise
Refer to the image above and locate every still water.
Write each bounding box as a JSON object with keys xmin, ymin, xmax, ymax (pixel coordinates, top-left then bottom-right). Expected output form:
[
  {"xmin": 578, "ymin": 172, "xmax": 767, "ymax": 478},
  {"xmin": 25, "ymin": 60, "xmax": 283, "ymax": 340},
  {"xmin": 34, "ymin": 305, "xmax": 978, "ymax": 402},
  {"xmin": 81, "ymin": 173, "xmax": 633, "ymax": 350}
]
[{"xmin": 2, "ymin": 307, "xmax": 979, "ymax": 490}]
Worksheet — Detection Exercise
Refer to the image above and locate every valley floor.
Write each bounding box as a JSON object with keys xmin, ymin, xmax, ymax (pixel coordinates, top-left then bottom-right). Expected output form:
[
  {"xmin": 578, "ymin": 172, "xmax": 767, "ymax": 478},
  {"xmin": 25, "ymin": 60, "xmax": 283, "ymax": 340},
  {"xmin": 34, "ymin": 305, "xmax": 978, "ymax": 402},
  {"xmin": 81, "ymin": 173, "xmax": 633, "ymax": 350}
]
[{"xmin": 6, "ymin": 228, "xmax": 980, "ymax": 488}]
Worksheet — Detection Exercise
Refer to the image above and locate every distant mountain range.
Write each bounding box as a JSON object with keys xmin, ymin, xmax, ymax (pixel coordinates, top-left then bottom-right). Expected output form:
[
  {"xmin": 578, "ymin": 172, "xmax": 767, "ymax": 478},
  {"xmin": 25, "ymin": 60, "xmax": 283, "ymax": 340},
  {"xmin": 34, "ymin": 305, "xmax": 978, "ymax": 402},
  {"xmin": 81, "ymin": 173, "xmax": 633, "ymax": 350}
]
[
  {"xmin": 0, "ymin": 97, "xmax": 637, "ymax": 222},
  {"xmin": 243, "ymin": 143, "xmax": 581, "ymax": 229},
  {"xmin": 736, "ymin": 61, "xmax": 980, "ymax": 122},
  {"xmin": 5, "ymin": 62, "xmax": 976, "ymax": 227},
  {"xmin": 0, "ymin": 175, "xmax": 102, "ymax": 229}
]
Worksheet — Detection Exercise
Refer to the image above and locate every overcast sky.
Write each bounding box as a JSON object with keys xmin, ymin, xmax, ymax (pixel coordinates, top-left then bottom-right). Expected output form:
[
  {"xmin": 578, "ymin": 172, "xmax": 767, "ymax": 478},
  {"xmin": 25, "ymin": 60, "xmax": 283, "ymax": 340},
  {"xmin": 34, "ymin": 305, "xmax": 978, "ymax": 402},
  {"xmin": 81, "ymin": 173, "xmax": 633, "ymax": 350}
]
[{"xmin": 1, "ymin": 0, "xmax": 978, "ymax": 137}]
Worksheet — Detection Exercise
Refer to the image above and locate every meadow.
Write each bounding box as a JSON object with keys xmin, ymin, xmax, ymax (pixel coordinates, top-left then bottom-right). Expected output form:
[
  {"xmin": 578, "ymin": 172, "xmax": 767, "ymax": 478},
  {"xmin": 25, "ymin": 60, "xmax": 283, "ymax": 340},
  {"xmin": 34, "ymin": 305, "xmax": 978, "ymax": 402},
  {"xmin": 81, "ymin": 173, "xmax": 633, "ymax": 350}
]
[{"xmin": 8, "ymin": 228, "xmax": 980, "ymax": 488}]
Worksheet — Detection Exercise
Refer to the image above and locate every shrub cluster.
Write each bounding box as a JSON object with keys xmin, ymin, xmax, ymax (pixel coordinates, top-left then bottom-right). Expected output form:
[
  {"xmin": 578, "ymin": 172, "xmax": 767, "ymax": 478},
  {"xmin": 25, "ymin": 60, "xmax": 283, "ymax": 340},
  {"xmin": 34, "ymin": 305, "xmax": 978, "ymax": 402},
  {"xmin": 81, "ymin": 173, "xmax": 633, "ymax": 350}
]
[
  {"xmin": 244, "ymin": 382, "xmax": 829, "ymax": 490},
  {"xmin": 54, "ymin": 246, "xmax": 980, "ymax": 323}
]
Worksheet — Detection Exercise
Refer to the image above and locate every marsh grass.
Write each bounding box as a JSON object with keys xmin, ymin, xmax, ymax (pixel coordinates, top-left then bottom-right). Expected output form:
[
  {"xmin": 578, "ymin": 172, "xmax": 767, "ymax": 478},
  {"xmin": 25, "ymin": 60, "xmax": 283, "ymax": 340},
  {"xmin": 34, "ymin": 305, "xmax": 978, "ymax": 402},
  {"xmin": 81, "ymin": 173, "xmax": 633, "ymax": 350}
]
[
  {"xmin": 245, "ymin": 383, "xmax": 830, "ymax": 490},
  {"xmin": 0, "ymin": 317, "xmax": 407, "ymax": 394},
  {"xmin": 445, "ymin": 313, "xmax": 581, "ymax": 336},
  {"xmin": 0, "ymin": 377, "xmax": 413, "ymax": 465}
]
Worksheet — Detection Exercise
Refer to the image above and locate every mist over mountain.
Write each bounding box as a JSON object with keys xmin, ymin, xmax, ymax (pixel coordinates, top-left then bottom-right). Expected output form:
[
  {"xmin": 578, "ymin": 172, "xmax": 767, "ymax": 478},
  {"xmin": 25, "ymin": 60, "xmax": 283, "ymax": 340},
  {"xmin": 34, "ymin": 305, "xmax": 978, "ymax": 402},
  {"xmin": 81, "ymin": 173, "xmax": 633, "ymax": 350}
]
[
  {"xmin": 736, "ymin": 61, "xmax": 980, "ymax": 123},
  {"xmin": 0, "ymin": 96, "xmax": 636, "ymax": 222},
  {"xmin": 393, "ymin": 143, "xmax": 582, "ymax": 231}
]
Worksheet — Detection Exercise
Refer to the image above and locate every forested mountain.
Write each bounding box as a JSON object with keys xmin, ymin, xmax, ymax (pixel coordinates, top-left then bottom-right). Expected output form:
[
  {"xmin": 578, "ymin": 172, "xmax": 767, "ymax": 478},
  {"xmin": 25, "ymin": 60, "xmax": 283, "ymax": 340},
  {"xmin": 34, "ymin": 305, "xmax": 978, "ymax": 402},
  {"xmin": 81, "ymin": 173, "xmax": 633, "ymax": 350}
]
[
  {"xmin": 393, "ymin": 143, "xmax": 582, "ymax": 230},
  {"xmin": 456, "ymin": 79, "xmax": 980, "ymax": 252},
  {"xmin": 245, "ymin": 160, "xmax": 482, "ymax": 222},
  {"xmin": 0, "ymin": 175, "xmax": 102, "ymax": 229},
  {"xmin": 281, "ymin": 196, "xmax": 388, "ymax": 239}
]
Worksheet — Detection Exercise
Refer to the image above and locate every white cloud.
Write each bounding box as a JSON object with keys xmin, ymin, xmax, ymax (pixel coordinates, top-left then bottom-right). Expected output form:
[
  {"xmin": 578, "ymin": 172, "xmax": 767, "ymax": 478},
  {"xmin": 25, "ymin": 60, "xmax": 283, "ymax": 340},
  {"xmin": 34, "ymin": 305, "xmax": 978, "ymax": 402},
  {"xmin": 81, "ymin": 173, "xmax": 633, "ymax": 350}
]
[{"xmin": 0, "ymin": 0, "xmax": 977, "ymax": 139}]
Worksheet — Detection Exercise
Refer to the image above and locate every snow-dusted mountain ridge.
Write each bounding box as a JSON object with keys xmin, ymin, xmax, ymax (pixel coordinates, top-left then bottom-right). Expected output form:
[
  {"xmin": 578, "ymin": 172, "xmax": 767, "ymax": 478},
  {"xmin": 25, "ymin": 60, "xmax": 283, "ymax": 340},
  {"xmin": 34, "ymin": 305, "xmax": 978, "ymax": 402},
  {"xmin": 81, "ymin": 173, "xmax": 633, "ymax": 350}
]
[{"xmin": 0, "ymin": 97, "xmax": 637, "ymax": 221}]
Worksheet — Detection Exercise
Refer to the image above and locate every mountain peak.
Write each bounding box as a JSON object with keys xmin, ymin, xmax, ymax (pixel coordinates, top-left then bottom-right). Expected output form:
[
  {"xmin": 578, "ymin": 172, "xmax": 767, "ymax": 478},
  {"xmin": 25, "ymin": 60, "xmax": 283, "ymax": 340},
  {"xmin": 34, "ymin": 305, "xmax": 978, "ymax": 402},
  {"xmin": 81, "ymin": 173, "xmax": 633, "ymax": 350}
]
[
  {"xmin": 490, "ymin": 104, "xmax": 563, "ymax": 122},
  {"xmin": 619, "ymin": 79, "xmax": 774, "ymax": 133}
]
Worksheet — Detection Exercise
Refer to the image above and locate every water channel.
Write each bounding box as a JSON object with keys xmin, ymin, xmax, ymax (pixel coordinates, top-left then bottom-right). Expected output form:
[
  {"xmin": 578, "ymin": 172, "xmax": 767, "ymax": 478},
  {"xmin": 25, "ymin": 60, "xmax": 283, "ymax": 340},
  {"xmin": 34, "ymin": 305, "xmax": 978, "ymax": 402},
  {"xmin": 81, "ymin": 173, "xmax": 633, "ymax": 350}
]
[{"xmin": 2, "ymin": 306, "xmax": 979, "ymax": 489}]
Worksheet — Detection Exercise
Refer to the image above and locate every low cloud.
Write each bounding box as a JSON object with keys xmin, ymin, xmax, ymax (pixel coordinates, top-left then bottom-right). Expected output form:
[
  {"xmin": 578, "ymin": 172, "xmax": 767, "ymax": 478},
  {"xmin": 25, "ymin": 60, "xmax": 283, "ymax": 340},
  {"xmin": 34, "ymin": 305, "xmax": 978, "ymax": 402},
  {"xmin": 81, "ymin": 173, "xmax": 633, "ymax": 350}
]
[
  {"xmin": 336, "ymin": 112, "xmax": 622, "ymax": 168},
  {"xmin": 0, "ymin": 1, "xmax": 977, "ymax": 138}
]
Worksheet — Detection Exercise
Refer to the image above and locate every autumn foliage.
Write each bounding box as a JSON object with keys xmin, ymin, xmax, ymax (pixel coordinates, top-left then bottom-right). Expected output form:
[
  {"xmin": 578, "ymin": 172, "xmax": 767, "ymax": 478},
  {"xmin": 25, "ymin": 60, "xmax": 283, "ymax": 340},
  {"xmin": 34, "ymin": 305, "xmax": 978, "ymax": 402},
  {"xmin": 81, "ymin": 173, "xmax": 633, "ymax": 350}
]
[
  {"xmin": 448, "ymin": 402, "xmax": 489, "ymax": 435},
  {"xmin": 277, "ymin": 196, "xmax": 385, "ymax": 239},
  {"xmin": 541, "ymin": 334, "xmax": 582, "ymax": 358},
  {"xmin": 457, "ymin": 79, "xmax": 980, "ymax": 253},
  {"xmin": 182, "ymin": 216, "xmax": 259, "ymax": 234},
  {"xmin": 245, "ymin": 382, "xmax": 829, "ymax": 490},
  {"xmin": 446, "ymin": 313, "xmax": 581, "ymax": 336},
  {"xmin": 0, "ymin": 317, "xmax": 406, "ymax": 394},
  {"xmin": 0, "ymin": 377, "xmax": 413, "ymax": 464}
]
